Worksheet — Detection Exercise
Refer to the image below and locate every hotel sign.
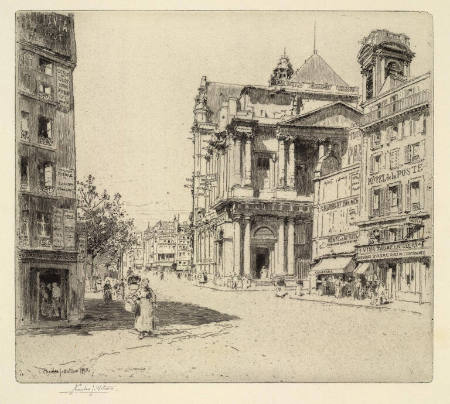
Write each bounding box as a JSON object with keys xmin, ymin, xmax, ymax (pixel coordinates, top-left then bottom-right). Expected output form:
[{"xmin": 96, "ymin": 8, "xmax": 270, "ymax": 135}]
[
  {"xmin": 368, "ymin": 163, "xmax": 423, "ymax": 186},
  {"xmin": 63, "ymin": 209, "xmax": 76, "ymax": 249},
  {"xmin": 357, "ymin": 239, "xmax": 427, "ymax": 261},
  {"xmin": 52, "ymin": 208, "xmax": 64, "ymax": 249}
]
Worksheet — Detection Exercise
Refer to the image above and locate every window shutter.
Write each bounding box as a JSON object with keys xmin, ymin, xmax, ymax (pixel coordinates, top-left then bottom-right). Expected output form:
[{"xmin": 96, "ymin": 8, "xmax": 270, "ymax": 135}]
[
  {"xmin": 405, "ymin": 181, "xmax": 411, "ymax": 211},
  {"xmin": 420, "ymin": 179, "xmax": 425, "ymax": 210},
  {"xmin": 44, "ymin": 164, "xmax": 53, "ymax": 187},
  {"xmin": 398, "ymin": 121, "xmax": 403, "ymax": 140},
  {"xmin": 420, "ymin": 140, "xmax": 425, "ymax": 161},
  {"xmin": 416, "ymin": 115, "xmax": 424, "ymax": 134},
  {"xmin": 379, "ymin": 188, "xmax": 385, "ymax": 216},
  {"xmin": 398, "ymin": 183, "xmax": 403, "ymax": 211},
  {"xmin": 404, "ymin": 145, "xmax": 411, "ymax": 164},
  {"xmin": 370, "ymin": 155, "xmax": 373, "ymax": 173},
  {"xmin": 369, "ymin": 188, "xmax": 373, "ymax": 217}
]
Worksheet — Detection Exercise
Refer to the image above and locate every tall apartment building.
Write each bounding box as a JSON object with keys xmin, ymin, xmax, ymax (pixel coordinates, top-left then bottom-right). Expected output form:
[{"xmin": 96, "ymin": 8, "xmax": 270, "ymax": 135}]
[
  {"xmin": 192, "ymin": 49, "xmax": 361, "ymax": 283},
  {"xmin": 356, "ymin": 30, "xmax": 432, "ymax": 303},
  {"xmin": 16, "ymin": 12, "xmax": 84, "ymax": 327}
]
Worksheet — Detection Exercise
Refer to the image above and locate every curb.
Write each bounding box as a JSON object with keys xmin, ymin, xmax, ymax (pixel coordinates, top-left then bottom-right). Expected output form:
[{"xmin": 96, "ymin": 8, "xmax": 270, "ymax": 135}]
[{"xmin": 288, "ymin": 295, "xmax": 427, "ymax": 315}]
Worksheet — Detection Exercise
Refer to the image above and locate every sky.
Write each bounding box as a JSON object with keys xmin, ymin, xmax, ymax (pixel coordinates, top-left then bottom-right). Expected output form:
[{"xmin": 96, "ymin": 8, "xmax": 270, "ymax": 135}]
[{"xmin": 72, "ymin": 11, "xmax": 432, "ymax": 231}]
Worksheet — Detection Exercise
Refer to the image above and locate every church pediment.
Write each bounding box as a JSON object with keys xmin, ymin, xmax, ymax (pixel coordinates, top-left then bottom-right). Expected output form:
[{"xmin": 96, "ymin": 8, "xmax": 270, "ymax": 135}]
[{"xmin": 282, "ymin": 102, "xmax": 362, "ymax": 128}]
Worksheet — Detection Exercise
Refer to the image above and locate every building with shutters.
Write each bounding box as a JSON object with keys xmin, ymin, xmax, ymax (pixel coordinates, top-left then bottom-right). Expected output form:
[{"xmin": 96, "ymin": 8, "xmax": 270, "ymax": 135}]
[
  {"xmin": 355, "ymin": 30, "xmax": 432, "ymax": 303},
  {"xmin": 192, "ymin": 48, "xmax": 361, "ymax": 285},
  {"xmin": 15, "ymin": 12, "xmax": 84, "ymax": 327}
]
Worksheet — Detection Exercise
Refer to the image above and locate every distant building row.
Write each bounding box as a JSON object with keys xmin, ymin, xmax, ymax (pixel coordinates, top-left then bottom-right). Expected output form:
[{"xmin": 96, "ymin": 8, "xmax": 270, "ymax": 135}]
[{"xmin": 123, "ymin": 217, "xmax": 192, "ymax": 274}]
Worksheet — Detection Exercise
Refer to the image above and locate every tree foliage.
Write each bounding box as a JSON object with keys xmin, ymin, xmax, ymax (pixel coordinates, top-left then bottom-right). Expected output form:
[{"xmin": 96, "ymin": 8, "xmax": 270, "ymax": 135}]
[{"xmin": 77, "ymin": 175, "xmax": 137, "ymax": 267}]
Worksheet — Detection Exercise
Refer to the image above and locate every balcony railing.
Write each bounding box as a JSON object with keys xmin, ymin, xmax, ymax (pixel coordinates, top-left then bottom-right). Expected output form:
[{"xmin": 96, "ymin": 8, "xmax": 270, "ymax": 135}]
[
  {"xmin": 362, "ymin": 89, "xmax": 430, "ymax": 126},
  {"xmin": 38, "ymin": 135, "xmax": 54, "ymax": 147}
]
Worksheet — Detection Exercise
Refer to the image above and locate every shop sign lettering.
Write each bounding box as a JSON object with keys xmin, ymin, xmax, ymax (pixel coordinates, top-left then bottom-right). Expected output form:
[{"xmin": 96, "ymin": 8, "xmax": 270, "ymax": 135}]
[
  {"xmin": 63, "ymin": 209, "xmax": 76, "ymax": 249},
  {"xmin": 56, "ymin": 66, "xmax": 71, "ymax": 111},
  {"xmin": 357, "ymin": 239, "xmax": 428, "ymax": 260},
  {"xmin": 368, "ymin": 163, "xmax": 423, "ymax": 185},
  {"xmin": 17, "ymin": 12, "xmax": 72, "ymax": 58},
  {"xmin": 52, "ymin": 208, "xmax": 64, "ymax": 249},
  {"xmin": 56, "ymin": 168, "xmax": 75, "ymax": 198},
  {"xmin": 321, "ymin": 197, "xmax": 358, "ymax": 212},
  {"xmin": 327, "ymin": 231, "xmax": 358, "ymax": 245}
]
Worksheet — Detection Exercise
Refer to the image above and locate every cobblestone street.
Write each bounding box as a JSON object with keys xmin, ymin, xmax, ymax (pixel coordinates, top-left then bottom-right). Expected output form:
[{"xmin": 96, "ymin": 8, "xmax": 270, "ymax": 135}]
[{"xmin": 16, "ymin": 276, "xmax": 433, "ymax": 382}]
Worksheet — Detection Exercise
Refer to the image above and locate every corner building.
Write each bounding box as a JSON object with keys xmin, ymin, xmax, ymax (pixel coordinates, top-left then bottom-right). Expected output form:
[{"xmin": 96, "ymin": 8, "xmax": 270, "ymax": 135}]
[
  {"xmin": 192, "ymin": 50, "xmax": 360, "ymax": 284},
  {"xmin": 356, "ymin": 30, "xmax": 432, "ymax": 303},
  {"xmin": 16, "ymin": 12, "xmax": 83, "ymax": 327}
]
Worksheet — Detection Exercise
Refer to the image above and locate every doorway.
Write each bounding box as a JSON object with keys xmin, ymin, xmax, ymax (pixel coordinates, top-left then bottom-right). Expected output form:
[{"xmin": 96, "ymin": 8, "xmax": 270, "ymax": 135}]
[
  {"xmin": 37, "ymin": 269, "xmax": 68, "ymax": 321},
  {"xmin": 254, "ymin": 247, "xmax": 269, "ymax": 279}
]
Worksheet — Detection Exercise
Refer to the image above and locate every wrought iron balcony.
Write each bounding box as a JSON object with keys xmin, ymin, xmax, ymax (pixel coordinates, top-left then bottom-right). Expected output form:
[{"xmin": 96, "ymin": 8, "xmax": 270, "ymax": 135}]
[
  {"xmin": 362, "ymin": 89, "xmax": 430, "ymax": 126},
  {"xmin": 38, "ymin": 135, "xmax": 54, "ymax": 147}
]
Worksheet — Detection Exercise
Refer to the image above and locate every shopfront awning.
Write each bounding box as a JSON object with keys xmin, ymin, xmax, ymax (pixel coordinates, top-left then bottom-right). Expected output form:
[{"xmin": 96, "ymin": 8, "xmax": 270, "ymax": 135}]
[
  {"xmin": 354, "ymin": 262, "xmax": 371, "ymax": 275},
  {"xmin": 310, "ymin": 256, "xmax": 354, "ymax": 275}
]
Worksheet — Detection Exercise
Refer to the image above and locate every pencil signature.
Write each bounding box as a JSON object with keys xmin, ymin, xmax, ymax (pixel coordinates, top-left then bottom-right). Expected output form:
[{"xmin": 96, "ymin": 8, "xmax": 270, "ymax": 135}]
[{"xmin": 60, "ymin": 384, "xmax": 115, "ymax": 395}]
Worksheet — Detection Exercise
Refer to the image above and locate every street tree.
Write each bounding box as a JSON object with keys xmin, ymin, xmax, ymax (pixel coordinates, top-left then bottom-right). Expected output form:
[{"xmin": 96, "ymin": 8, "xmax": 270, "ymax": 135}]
[{"xmin": 77, "ymin": 175, "xmax": 137, "ymax": 285}]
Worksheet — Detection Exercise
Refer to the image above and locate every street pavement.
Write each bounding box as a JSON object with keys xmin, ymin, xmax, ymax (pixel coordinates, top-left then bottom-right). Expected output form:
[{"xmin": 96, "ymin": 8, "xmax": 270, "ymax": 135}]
[{"xmin": 16, "ymin": 275, "xmax": 433, "ymax": 382}]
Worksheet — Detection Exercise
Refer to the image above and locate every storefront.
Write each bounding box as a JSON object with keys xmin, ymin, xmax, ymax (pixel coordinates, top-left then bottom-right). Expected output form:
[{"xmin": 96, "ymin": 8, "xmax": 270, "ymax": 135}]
[
  {"xmin": 309, "ymin": 256, "xmax": 356, "ymax": 295},
  {"xmin": 356, "ymin": 239, "xmax": 432, "ymax": 303}
]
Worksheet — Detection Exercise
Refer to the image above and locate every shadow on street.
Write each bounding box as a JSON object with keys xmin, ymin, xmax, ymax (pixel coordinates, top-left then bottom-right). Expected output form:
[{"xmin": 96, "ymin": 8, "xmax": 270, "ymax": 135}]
[{"xmin": 18, "ymin": 296, "xmax": 239, "ymax": 336}]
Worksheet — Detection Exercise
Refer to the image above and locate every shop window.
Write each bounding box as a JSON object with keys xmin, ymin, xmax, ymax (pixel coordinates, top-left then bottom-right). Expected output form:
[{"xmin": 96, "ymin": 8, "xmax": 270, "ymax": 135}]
[
  {"xmin": 20, "ymin": 157, "xmax": 29, "ymax": 189},
  {"xmin": 39, "ymin": 58, "xmax": 53, "ymax": 76},
  {"xmin": 410, "ymin": 181, "xmax": 421, "ymax": 211},
  {"xmin": 390, "ymin": 149, "xmax": 399, "ymax": 169},
  {"xmin": 38, "ymin": 116, "xmax": 53, "ymax": 146},
  {"xmin": 20, "ymin": 111, "xmax": 30, "ymax": 141},
  {"xmin": 36, "ymin": 212, "xmax": 51, "ymax": 238},
  {"xmin": 400, "ymin": 263, "xmax": 418, "ymax": 294}
]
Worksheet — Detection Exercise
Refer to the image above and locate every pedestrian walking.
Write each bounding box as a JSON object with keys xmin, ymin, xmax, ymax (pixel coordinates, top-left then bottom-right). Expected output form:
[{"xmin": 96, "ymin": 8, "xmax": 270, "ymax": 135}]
[{"xmin": 133, "ymin": 279, "xmax": 157, "ymax": 339}]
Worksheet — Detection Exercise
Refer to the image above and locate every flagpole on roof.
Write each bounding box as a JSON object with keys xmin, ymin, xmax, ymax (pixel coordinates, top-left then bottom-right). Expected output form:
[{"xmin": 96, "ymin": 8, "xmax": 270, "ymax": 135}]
[{"xmin": 314, "ymin": 21, "xmax": 317, "ymax": 54}]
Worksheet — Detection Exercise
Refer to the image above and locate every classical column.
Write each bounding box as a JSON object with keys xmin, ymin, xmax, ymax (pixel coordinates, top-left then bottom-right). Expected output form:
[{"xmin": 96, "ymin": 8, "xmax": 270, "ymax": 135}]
[
  {"xmin": 233, "ymin": 217, "xmax": 241, "ymax": 275},
  {"xmin": 233, "ymin": 136, "xmax": 242, "ymax": 186},
  {"xmin": 243, "ymin": 216, "xmax": 251, "ymax": 277},
  {"xmin": 269, "ymin": 155, "xmax": 275, "ymax": 189},
  {"xmin": 277, "ymin": 218, "xmax": 285, "ymax": 274},
  {"xmin": 287, "ymin": 139, "xmax": 295, "ymax": 188},
  {"xmin": 278, "ymin": 137, "xmax": 286, "ymax": 187},
  {"xmin": 287, "ymin": 218, "xmax": 295, "ymax": 275},
  {"xmin": 387, "ymin": 266, "xmax": 392, "ymax": 300},
  {"xmin": 244, "ymin": 136, "xmax": 252, "ymax": 186}
]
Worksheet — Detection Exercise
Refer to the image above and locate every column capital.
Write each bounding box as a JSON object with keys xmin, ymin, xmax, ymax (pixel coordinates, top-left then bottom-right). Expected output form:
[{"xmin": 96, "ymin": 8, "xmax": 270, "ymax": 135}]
[
  {"xmin": 234, "ymin": 125, "xmax": 254, "ymax": 140},
  {"xmin": 243, "ymin": 215, "xmax": 251, "ymax": 222}
]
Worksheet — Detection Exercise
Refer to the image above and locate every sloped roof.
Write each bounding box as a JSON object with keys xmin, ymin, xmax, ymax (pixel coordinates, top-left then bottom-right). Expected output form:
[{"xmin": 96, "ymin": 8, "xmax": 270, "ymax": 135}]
[
  {"xmin": 206, "ymin": 82, "xmax": 243, "ymax": 123},
  {"xmin": 291, "ymin": 53, "xmax": 349, "ymax": 87},
  {"xmin": 280, "ymin": 101, "xmax": 362, "ymax": 125}
]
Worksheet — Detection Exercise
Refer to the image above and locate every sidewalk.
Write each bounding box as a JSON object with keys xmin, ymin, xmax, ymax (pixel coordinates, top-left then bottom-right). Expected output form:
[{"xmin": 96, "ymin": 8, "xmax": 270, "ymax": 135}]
[{"xmin": 289, "ymin": 293, "xmax": 431, "ymax": 315}]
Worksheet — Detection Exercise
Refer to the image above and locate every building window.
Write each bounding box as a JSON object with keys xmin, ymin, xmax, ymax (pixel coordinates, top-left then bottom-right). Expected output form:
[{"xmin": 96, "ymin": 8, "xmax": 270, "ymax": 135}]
[
  {"xmin": 38, "ymin": 116, "xmax": 53, "ymax": 146},
  {"xmin": 391, "ymin": 126, "xmax": 398, "ymax": 141},
  {"xmin": 410, "ymin": 181, "xmax": 421, "ymax": 211},
  {"xmin": 366, "ymin": 70, "xmax": 373, "ymax": 100},
  {"xmin": 36, "ymin": 212, "xmax": 51, "ymax": 238},
  {"xmin": 372, "ymin": 131, "xmax": 381, "ymax": 147},
  {"xmin": 372, "ymin": 154, "xmax": 381, "ymax": 173},
  {"xmin": 38, "ymin": 83, "xmax": 52, "ymax": 96},
  {"xmin": 411, "ymin": 143, "xmax": 421, "ymax": 162},
  {"xmin": 20, "ymin": 157, "xmax": 29, "ymax": 189},
  {"xmin": 39, "ymin": 162, "xmax": 54, "ymax": 190},
  {"xmin": 372, "ymin": 188, "xmax": 381, "ymax": 216},
  {"xmin": 20, "ymin": 111, "xmax": 30, "ymax": 141},
  {"xmin": 388, "ymin": 184, "xmax": 400, "ymax": 210},
  {"xmin": 390, "ymin": 149, "xmax": 399, "ymax": 169},
  {"xmin": 39, "ymin": 58, "xmax": 53, "ymax": 76}
]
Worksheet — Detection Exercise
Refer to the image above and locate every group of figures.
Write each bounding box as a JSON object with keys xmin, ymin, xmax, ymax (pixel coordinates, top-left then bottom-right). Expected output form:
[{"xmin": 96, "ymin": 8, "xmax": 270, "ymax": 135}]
[
  {"xmin": 317, "ymin": 275, "xmax": 390, "ymax": 306},
  {"xmin": 39, "ymin": 282, "xmax": 62, "ymax": 319}
]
